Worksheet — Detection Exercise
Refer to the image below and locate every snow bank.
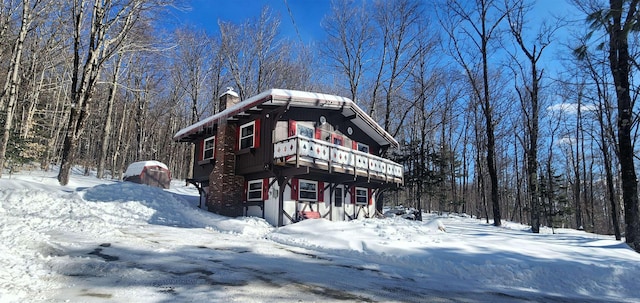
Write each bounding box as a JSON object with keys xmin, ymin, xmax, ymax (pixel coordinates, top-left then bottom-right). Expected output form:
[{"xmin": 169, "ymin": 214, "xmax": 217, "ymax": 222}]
[{"xmin": 2, "ymin": 169, "xmax": 640, "ymax": 303}]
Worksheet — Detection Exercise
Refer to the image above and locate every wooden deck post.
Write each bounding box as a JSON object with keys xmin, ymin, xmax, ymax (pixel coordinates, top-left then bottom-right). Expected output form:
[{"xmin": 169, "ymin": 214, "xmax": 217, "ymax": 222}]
[{"xmin": 277, "ymin": 176, "xmax": 286, "ymax": 227}]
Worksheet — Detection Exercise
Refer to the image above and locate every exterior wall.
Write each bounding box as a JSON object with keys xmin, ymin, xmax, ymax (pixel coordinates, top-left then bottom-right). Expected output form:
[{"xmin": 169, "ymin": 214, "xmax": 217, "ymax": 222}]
[
  {"xmin": 244, "ymin": 177, "xmax": 377, "ymax": 226},
  {"xmin": 204, "ymin": 90, "xmax": 247, "ymax": 216},
  {"xmin": 192, "ymin": 135, "xmax": 216, "ymax": 181},
  {"xmin": 188, "ymin": 90, "xmax": 393, "ymax": 223},
  {"xmin": 208, "ymin": 122, "xmax": 245, "ymax": 216}
]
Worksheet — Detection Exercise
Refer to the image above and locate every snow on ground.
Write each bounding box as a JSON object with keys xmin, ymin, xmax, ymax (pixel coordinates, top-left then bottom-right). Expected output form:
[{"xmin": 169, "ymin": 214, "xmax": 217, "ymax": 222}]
[{"xmin": 1, "ymin": 168, "xmax": 640, "ymax": 303}]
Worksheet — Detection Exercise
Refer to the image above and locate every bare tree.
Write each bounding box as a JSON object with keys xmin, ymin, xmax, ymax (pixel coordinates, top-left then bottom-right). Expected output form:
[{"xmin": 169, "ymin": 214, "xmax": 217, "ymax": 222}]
[
  {"xmin": 574, "ymin": 34, "xmax": 622, "ymax": 239},
  {"xmin": 57, "ymin": 0, "xmax": 170, "ymax": 185},
  {"xmin": 171, "ymin": 27, "xmax": 214, "ymax": 179},
  {"xmin": 369, "ymin": 0, "xmax": 423, "ymax": 134},
  {"xmin": 96, "ymin": 52, "xmax": 124, "ymax": 179},
  {"xmin": 571, "ymin": 0, "xmax": 640, "ymax": 252},
  {"xmin": 219, "ymin": 7, "xmax": 279, "ymax": 99},
  {"xmin": 440, "ymin": 0, "xmax": 506, "ymax": 226},
  {"xmin": 505, "ymin": 0, "xmax": 560, "ymax": 232},
  {"xmin": 321, "ymin": 0, "xmax": 373, "ymax": 102},
  {"xmin": 0, "ymin": 0, "xmax": 42, "ymax": 177}
]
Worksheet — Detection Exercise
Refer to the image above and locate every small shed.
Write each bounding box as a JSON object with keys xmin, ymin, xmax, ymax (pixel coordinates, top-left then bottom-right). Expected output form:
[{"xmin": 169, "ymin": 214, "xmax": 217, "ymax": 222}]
[{"xmin": 123, "ymin": 160, "xmax": 171, "ymax": 189}]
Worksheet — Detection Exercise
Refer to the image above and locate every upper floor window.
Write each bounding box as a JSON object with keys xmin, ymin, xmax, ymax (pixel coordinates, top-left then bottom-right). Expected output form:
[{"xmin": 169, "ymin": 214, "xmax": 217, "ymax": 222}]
[
  {"xmin": 247, "ymin": 179, "xmax": 263, "ymax": 201},
  {"xmin": 240, "ymin": 121, "xmax": 255, "ymax": 149},
  {"xmin": 299, "ymin": 180, "xmax": 318, "ymax": 201},
  {"xmin": 203, "ymin": 136, "xmax": 215, "ymax": 160},
  {"xmin": 357, "ymin": 142, "xmax": 369, "ymax": 153},
  {"xmin": 298, "ymin": 125, "xmax": 314, "ymax": 139},
  {"xmin": 331, "ymin": 134, "xmax": 344, "ymax": 146}
]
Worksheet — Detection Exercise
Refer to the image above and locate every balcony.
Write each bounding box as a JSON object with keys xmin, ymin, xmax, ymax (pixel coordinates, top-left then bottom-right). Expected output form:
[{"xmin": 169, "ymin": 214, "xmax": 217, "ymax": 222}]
[{"xmin": 273, "ymin": 136, "xmax": 403, "ymax": 185}]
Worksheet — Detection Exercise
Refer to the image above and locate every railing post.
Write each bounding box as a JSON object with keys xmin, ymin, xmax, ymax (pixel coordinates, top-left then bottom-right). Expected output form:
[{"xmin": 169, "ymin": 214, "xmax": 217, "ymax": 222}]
[{"xmin": 295, "ymin": 137, "xmax": 300, "ymax": 168}]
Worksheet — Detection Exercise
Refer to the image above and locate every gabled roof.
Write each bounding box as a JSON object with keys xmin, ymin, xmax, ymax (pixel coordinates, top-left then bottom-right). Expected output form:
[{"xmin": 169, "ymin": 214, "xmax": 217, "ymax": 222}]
[
  {"xmin": 173, "ymin": 89, "xmax": 399, "ymax": 148},
  {"xmin": 123, "ymin": 160, "xmax": 169, "ymax": 178}
]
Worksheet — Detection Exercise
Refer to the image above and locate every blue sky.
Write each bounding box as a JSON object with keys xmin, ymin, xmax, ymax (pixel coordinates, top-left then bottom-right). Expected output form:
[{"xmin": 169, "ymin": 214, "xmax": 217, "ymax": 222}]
[
  {"xmin": 173, "ymin": 0, "xmax": 331, "ymax": 43},
  {"xmin": 170, "ymin": 0, "xmax": 577, "ymax": 79},
  {"xmin": 172, "ymin": 0, "xmax": 575, "ymax": 40}
]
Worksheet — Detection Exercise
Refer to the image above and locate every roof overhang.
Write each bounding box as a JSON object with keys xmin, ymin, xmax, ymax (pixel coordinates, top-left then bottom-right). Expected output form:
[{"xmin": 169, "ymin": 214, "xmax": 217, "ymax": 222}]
[{"xmin": 173, "ymin": 89, "xmax": 399, "ymax": 148}]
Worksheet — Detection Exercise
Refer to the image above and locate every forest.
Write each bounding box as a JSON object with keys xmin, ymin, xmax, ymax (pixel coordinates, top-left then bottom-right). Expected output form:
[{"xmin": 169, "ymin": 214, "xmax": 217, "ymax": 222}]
[{"xmin": 0, "ymin": 0, "xmax": 639, "ymax": 252}]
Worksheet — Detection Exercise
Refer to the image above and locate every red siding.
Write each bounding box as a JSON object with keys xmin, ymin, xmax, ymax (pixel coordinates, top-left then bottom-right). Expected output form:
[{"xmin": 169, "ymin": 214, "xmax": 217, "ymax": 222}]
[
  {"xmin": 235, "ymin": 124, "xmax": 240, "ymax": 151},
  {"xmin": 318, "ymin": 181, "xmax": 324, "ymax": 202},
  {"xmin": 290, "ymin": 178, "xmax": 299, "ymax": 200},
  {"xmin": 197, "ymin": 139, "xmax": 204, "ymax": 161},
  {"xmin": 288, "ymin": 120, "xmax": 297, "ymax": 137},
  {"xmin": 243, "ymin": 180, "xmax": 248, "ymax": 200},
  {"xmin": 254, "ymin": 119, "xmax": 261, "ymax": 148},
  {"xmin": 263, "ymin": 178, "xmax": 269, "ymax": 200}
]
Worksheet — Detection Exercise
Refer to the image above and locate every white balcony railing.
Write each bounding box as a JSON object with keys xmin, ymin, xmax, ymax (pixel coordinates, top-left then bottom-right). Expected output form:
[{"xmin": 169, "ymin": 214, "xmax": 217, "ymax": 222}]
[{"xmin": 273, "ymin": 136, "xmax": 403, "ymax": 184}]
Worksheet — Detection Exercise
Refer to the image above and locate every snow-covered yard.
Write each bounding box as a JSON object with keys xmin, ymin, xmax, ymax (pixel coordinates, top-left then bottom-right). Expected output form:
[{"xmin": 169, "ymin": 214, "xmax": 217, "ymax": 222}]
[{"xmin": 1, "ymin": 169, "xmax": 639, "ymax": 302}]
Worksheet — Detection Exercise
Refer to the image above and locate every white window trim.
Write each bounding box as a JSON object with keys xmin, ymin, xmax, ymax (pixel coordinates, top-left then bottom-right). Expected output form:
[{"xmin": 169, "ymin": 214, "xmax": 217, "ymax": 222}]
[
  {"xmin": 355, "ymin": 187, "xmax": 368, "ymax": 205},
  {"xmin": 203, "ymin": 135, "xmax": 215, "ymax": 160},
  {"xmin": 239, "ymin": 121, "xmax": 255, "ymax": 149},
  {"xmin": 247, "ymin": 179, "xmax": 263, "ymax": 201},
  {"xmin": 298, "ymin": 179, "xmax": 318, "ymax": 202}
]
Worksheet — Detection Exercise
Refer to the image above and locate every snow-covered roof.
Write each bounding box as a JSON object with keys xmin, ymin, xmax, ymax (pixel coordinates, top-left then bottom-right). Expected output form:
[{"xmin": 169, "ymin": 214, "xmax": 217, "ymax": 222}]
[
  {"xmin": 123, "ymin": 160, "xmax": 169, "ymax": 178},
  {"xmin": 173, "ymin": 89, "xmax": 399, "ymax": 148}
]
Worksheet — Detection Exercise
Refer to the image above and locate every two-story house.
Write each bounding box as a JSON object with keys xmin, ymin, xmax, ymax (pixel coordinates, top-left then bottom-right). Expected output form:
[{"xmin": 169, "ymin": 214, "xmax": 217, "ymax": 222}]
[{"xmin": 173, "ymin": 88, "xmax": 403, "ymax": 226}]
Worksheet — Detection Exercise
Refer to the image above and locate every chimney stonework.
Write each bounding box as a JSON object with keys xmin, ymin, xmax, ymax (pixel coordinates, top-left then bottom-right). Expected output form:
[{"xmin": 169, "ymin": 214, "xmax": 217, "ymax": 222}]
[
  {"xmin": 219, "ymin": 87, "xmax": 240, "ymax": 112},
  {"xmin": 207, "ymin": 88, "xmax": 245, "ymax": 216}
]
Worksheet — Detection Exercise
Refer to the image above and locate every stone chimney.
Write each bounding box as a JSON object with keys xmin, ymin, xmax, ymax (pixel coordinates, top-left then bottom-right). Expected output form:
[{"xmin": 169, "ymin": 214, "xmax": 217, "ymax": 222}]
[
  {"xmin": 207, "ymin": 87, "xmax": 245, "ymax": 216},
  {"xmin": 219, "ymin": 87, "xmax": 240, "ymax": 112}
]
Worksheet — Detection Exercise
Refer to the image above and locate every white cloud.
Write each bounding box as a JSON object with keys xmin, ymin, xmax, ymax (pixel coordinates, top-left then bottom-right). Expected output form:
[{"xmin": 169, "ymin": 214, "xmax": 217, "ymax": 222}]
[
  {"xmin": 547, "ymin": 103, "xmax": 597, "ymax": 114},
  {"xmin": 556, "ymin": 136, "xmax": 576, "ymax": 145}
]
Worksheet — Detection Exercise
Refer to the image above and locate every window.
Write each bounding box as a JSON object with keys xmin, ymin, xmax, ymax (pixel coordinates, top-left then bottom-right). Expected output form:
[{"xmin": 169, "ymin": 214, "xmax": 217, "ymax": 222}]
[
  {"xmin": 334, "ymin": 186, "xmax": 343, "ymax": 207},
  {"xmin": 331, "ymin": 134, "xmax": 344, "ymax": 146},
  {"xmin": 299, "ymin": 180, "xmax": 318, "ymax": 201},
  {"xmin": 298, "ymin": 125, "xmax": 314, "ymax": 138},
  {"xmin": 240, "ymin": 121, "xmax": 255, "ymax": 149},
  {"xmin": 357, "ymin": 142, "xmax": 369, "ymax": 153},
  {"xmin": 203, "ymin": 136, "xmax": 215, "ymax": 160},
  {"xmin": 355, "ymin": 187, "xmax": 368, "ymax": 205},
  {"xmin": 247, "ymin": 180, "xmax": 263, "ymax": 201}
]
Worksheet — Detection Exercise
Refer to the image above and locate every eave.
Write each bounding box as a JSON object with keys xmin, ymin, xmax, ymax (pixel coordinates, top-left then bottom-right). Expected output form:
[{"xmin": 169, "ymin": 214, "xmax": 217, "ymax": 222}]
[{"xmin": 173, "ymin": 89, "xmax": 399, "ymax": 149}]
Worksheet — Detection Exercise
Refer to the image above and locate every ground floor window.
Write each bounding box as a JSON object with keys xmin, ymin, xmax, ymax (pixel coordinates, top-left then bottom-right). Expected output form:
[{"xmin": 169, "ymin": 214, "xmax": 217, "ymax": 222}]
[
  {"xmin": 334, "ymin": 186, "xmax": 343, "ymax": 207},
  {"xmin": 247, "ymin": 180, "xmax": 263, "ymax": 201},
  {"xmin": 299, "ymin": 180, "xmax": 318, "ymax": 201},
  {"xmin": 355, "ymin": 187, "xmax": 368, "ymax": 205}
]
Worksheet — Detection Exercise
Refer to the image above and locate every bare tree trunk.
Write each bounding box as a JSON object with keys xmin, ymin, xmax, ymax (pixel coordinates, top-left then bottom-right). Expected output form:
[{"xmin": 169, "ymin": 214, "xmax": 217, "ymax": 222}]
[
  {"xmin": 97, "ymin": 53, "xmax": 123, "ymax": 179},
  {"xmin": 58, "ymin": 0, "xmax": 149, "ymax": 185},
  {"xmin": 0, "ymin": 0, "xmax": 33, "ymax": 177},
  {"xmin": 606, "ymin": 0, "xmax": 640, "ymax": 252},
  {"xmin": 442, "ymin": 0, "xmax": 505, "ymax": 226},
  {"xmin": 573, "ymin": 92, "xmax": 584, "ymax": 229}
]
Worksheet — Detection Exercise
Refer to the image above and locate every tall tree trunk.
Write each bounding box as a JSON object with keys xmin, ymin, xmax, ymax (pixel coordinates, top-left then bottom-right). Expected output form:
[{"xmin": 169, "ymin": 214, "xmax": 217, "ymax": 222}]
[
  {"xmin": 97, "ymin": 53, "xmax": 123, "ymax": 179},
  {"xmin": 480, "ymin": 12, "xmax": 501, "ymax": 227},
  {"xmin": 574, "ymin": 92, "xmax": 584, "ymax": 229},
  {"xmin": 58, "ymin": 0, "xmax": 143, "ymax": 185},
  {"xmin": 607, "ymin": 0, "xmax": 640, "ymax": 252}
]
